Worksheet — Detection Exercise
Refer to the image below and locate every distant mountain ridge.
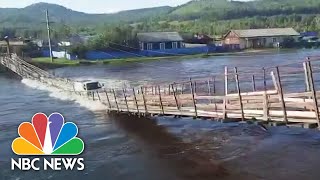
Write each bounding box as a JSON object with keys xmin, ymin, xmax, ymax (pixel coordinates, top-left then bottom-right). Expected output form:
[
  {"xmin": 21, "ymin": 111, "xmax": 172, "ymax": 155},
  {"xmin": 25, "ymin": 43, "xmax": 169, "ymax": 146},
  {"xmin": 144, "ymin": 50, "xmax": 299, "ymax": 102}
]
[
  {"xmin": 0, "ymin": 2, "xmax": 172, "ymax": 27},
  {"xmin": 1, "ymin": 0, "xmax": 320, "ymax": 36}
]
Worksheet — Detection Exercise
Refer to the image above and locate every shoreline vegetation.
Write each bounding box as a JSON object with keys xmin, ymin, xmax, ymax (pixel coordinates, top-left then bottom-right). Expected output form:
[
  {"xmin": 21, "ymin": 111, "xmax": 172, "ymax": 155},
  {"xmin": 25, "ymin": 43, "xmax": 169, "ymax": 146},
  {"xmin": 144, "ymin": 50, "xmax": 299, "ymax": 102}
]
[{"xmin": 30, "ymin": 49, "xmax": 277, "ymax": 69}]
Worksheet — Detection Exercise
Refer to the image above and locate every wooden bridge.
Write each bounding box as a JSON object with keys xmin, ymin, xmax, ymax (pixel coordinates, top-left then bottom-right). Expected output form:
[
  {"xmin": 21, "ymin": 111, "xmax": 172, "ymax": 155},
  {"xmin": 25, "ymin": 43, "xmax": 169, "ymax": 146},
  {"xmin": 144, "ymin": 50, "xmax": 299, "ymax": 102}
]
[{"xmin": 2, "ymin": 54, "xmax": 320, "ymax": 129}]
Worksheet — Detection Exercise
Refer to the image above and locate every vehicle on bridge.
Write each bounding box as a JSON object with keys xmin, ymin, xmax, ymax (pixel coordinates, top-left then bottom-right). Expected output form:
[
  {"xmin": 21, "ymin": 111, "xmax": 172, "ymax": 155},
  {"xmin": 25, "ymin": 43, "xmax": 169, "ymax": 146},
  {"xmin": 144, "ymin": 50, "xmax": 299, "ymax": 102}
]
[{"xmin": 73, "ymin": 80, "xmax": 104, "ymax": 92}]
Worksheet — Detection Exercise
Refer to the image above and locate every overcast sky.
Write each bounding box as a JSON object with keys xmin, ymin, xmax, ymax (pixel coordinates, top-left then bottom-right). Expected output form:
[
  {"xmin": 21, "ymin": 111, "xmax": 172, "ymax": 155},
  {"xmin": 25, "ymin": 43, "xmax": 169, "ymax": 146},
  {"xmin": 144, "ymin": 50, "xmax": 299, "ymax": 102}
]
[{"xmin": 0, "ymin": 0, "xmax": 193, "ymax": 13}]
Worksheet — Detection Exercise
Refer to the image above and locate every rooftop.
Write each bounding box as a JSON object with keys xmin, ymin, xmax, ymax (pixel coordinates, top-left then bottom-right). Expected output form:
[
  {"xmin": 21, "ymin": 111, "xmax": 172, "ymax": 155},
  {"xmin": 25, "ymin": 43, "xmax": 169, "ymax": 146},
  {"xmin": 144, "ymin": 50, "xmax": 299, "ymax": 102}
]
[
  {"xmin": 230, "ymin": 28, "xmax": 300, "ymax": 38},
  {"xmin": 137, "ymin": 32, "xmax": 183, "ymax": 42}
]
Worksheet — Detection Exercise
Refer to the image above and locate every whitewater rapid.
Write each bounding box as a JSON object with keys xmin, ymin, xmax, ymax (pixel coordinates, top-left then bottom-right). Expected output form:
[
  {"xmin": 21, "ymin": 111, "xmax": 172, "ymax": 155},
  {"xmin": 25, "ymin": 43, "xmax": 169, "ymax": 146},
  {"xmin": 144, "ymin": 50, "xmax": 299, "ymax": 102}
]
[{"xmin": 21, "ymin": 78, "xmax": 107, "ymax": 111}]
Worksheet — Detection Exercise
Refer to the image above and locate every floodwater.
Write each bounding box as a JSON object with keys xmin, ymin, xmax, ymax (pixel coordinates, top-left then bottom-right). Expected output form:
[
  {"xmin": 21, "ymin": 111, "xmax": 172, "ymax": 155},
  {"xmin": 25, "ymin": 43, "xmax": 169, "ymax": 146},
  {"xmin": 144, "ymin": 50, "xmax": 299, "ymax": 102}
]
[{"xmin": 1, "ymin": 49, "xmax": 320, "ymax": 180}]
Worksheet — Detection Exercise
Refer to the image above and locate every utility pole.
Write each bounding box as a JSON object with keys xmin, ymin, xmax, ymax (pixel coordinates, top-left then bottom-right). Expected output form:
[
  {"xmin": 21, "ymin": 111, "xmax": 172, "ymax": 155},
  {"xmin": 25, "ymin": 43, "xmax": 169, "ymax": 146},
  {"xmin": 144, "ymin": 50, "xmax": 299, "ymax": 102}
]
[{"xmin": 46, "ymin": 9, "xmax": 53, "ymax": 63}]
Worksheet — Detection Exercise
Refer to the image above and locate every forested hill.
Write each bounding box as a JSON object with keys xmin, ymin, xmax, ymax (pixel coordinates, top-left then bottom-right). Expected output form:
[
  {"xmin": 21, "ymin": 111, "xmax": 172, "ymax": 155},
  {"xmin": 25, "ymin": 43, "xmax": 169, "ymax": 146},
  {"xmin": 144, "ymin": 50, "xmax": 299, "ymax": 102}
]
[
  {"xmin": 2, "ymin": 0, "xmax": 320, "ymax": 38},
  {"xmin": 168, "ymin": 0, "xmax": 320, "ymax": 21}
]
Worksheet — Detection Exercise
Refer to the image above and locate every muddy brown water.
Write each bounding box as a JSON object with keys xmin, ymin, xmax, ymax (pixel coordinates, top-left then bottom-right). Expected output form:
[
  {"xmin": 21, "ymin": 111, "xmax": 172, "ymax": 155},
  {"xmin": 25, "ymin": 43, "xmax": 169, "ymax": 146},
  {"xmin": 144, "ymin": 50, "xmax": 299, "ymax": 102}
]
[{"xmin": 1, "ymin": 49, "xmax": 320, "ymax": 180}]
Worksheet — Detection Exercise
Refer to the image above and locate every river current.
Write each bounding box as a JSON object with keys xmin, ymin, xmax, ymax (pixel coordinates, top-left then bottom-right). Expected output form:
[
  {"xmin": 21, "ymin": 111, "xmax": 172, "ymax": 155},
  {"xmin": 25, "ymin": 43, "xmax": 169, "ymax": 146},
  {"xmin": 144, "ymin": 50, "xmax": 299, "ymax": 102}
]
[{"xmin": 1, "ymin": 49, "xmax": 320, "ymax": 180}]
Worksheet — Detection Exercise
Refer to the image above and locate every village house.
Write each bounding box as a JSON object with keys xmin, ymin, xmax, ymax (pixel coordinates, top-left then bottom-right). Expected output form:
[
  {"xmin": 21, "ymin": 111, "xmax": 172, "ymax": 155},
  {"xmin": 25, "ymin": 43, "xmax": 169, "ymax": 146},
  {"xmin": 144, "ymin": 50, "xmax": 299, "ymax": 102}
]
[
  {"xmin": 223, "ymin": 28, "xmax": 300, "ymax": 49},
  {"xmin": 137, "ymin": 32, "xmax": 184, "ymax": 50}
]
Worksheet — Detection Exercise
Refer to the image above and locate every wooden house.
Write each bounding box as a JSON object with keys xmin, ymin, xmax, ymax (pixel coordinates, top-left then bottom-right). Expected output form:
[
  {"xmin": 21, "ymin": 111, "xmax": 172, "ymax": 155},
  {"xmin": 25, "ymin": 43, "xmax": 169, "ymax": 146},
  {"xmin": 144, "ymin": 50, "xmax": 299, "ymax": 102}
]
[
  {"xmin": 137, "ymin": 32, "xmax": 183, "ymax": 50},
  {"xmin": 224, "ymin": 28, "xmax": 300, "ymax": 49}
]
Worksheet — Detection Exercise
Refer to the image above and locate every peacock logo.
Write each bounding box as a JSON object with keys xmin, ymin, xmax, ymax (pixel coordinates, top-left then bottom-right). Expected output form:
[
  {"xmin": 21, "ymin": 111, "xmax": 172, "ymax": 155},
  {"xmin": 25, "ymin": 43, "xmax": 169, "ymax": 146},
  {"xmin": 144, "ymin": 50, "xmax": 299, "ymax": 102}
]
[{"xmin": 12, "ymin": 113, "xmax": 84, "ymax": 155}]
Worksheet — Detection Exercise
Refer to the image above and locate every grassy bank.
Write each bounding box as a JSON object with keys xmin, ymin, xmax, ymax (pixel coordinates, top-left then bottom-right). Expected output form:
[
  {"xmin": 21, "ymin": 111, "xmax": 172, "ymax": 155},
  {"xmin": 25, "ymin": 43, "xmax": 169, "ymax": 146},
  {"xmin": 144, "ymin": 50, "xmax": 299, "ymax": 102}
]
[
  {"xmin": 30, "ymin": 49, "xmax": 277, "ymax": 69},
  {"xmin": 31, "ymin": 55, "xmax": 205, "ymax": 68}
]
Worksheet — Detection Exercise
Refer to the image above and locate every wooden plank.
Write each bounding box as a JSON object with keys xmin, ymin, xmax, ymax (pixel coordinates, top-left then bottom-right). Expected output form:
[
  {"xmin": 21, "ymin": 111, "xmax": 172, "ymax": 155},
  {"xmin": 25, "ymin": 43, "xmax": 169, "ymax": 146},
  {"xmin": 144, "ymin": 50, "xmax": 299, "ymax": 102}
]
[{"xmin": 234, "ymin": 67, "xmax": 244, "ymax": 121}]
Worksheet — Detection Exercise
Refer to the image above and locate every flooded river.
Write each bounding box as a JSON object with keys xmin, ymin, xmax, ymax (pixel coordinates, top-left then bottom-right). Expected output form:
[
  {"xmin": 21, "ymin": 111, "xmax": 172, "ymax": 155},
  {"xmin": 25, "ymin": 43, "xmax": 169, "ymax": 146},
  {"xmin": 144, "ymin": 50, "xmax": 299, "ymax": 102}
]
[{"xmin": 1, "ymin": 49, "xmax": 320, "ymax": 180}]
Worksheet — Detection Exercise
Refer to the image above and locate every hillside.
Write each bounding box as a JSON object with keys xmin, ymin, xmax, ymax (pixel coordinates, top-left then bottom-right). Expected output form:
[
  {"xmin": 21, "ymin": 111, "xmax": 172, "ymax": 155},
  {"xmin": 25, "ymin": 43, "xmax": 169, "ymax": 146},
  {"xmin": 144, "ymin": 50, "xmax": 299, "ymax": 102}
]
[
  {"xmin": 168, "ymin": 0, "xmax": 320, "ymax": 21},
  {"xmin": 0, "ymin": 2, "xmax": 172, "ymax": 27},
  {"xmin": 1, "ymin": 0, "xmax": 320, "ymax": 38}
]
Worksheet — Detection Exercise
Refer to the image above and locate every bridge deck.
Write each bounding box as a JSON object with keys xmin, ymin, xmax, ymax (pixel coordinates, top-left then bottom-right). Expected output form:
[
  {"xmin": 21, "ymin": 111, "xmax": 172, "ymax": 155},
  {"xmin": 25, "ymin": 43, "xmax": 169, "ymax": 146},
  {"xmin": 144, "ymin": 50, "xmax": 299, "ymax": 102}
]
[{"xmin": 2, "ymin": 54, "xmax": 320, "ymax": 128}]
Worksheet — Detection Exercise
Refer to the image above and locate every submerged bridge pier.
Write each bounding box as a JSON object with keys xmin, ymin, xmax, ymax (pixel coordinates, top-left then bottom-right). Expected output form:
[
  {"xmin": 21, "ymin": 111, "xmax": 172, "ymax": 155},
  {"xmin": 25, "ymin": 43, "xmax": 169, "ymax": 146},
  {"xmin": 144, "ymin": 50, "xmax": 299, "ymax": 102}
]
[{"xmin": 2, "ymin": 54, "xmax": 320, "ymax": 129}]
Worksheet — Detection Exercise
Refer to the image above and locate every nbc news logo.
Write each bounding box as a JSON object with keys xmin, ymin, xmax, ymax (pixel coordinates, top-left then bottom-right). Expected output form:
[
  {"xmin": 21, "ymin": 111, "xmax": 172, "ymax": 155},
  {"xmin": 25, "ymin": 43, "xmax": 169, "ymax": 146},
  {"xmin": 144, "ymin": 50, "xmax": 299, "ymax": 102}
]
[{"xmin": 11, "ymin": 113, "xmax": 85, "ymax": 171}]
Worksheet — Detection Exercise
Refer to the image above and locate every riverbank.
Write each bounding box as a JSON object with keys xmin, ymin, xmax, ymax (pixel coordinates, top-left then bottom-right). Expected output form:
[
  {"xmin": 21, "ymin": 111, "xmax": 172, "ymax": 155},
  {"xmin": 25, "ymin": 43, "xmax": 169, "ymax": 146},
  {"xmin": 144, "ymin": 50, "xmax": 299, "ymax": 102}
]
[{"xmin": 31, "ymin": 49, "xmax": 280, "ymax": 69}]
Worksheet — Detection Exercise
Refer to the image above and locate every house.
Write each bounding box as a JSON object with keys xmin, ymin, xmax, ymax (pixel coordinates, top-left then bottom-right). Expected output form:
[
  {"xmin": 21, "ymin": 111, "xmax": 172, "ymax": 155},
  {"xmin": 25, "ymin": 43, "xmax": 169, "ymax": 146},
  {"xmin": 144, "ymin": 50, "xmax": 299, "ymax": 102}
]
[
  {"xmin": 223, "ymin": 28, "xmax": 300, "ymax": 49},
  {"xmin": 58, "ymin": 35, "xmax": 94, "ymax": 47},
  {"xmin": 137, "ymin": 32, "xmax": 183, "ymax": 50}
]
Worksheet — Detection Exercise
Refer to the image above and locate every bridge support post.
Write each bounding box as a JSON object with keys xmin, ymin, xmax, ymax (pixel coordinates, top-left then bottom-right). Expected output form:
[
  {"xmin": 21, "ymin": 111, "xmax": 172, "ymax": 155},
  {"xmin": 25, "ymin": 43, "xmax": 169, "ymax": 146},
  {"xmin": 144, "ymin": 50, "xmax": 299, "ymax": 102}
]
[
  {"xmin": 172, "ymin": 83, "xmax": 180, "ymax": 112},
  {"xmin": 223, "ymin": 67, "xmax": 229, "ymax": 119},
  {"xmin": 306, "ymin": 61, "xmax": 320, "ymax": 125},
  {"xmin": 263, "ymin": 92, "xmax": 269, "ymax": 121},
  {"xmin": 275, "ymin": 67, "xmax": 288, "ymax": 123},
  {"xmin": 252, "ymin": 75, "xmax": 256, "ymax": 92},
  {"xmin": 234, "ymin": 67, "xmax": 244, "ymax": 121},
  {"xmin": 141, "ymin": 87, "xmax": 148, "ymax": 115},
  {"xmin": 303, "ymin": 62, "xmax": 311, "ymax": 92},
  {"xmin": 181, "ymin": 83, "xmax": 184, "ymax": 94},
  {"xmin": 96, "ymin": 91, "xmax": 101, "ymax": 101},
  {"xmin": 190, "ymin": 78, "xmax": 198, "ymax": 118},
  {"xmin": 92, "ymin": 92, "xmax": 95, "ymax": 101},
  {"xmin": 132, "ymin": 88, "xmax": 139, "ymax": 114},
  {"xmin": 158, "ymin": 86, "xmax": 165, "ymax": 115},
  {"xmin": 123, "ymin": 88, "xmax": 129, "ymax": 113},
  {"xmin": 112, "ymin": 89, "xmax": 120, "ymax": 112},
  {"xmin": 105, "ymin": 90, "xmax": 112, "ymax": 110},
  {"xmin": 263, "ymin": 68, "xmax": 267, "ymax": 91}
]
